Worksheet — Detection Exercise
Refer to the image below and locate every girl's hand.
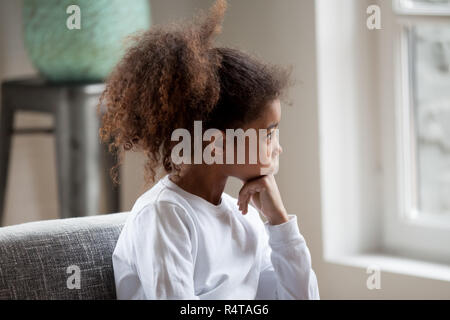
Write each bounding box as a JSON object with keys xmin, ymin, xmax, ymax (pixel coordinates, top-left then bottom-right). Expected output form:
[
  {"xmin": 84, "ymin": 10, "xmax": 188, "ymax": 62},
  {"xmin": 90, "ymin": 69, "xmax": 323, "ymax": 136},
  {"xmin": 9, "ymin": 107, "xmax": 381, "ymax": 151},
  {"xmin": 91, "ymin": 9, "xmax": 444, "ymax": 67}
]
[{"xmin": 237, "ymin": 174, "xmax": 289, "ymax": 225}]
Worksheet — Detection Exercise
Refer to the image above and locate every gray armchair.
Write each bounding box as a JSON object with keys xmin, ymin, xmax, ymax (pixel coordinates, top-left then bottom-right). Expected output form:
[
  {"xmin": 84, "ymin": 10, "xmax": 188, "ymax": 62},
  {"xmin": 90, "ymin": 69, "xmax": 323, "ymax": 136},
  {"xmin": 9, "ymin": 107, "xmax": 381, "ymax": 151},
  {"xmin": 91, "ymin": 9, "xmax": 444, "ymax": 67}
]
[{"xmin": 0, "ymin": 212, "xmax": 130, "ymax": 299}]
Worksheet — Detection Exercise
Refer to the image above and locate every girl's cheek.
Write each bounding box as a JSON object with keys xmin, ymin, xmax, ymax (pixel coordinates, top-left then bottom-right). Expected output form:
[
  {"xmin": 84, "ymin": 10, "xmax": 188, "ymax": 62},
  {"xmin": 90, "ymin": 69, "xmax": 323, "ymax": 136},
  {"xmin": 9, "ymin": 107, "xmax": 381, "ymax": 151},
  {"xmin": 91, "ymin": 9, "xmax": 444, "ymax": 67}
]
[{"xmin": 257, "ymin": 139, "xmax": 272, "ymax": 167}]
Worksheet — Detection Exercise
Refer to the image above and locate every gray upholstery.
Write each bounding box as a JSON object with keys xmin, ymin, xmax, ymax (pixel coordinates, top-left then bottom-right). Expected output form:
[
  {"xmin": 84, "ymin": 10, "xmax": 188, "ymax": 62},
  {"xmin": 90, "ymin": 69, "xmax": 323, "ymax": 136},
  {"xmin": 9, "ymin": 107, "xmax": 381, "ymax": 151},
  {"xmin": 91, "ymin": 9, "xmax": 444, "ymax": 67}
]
[{"xmin": 0, "ymin": 212, "xmax": 130, "ymax": 299}]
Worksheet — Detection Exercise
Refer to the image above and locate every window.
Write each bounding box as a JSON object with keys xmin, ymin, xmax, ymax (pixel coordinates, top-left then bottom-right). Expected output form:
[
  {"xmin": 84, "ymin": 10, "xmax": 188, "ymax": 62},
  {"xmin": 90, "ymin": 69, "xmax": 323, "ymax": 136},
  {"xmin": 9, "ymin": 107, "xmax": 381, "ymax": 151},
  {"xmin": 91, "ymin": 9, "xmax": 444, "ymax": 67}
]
[
  {"xmin": 411, "ymin": 24, "xmax": 450, "ymax": 218},
  {"xmin": 316, "ymin": 0, "xmax": 450, "ymax": 281},
  {"xmin": 382, "ymin": 0, "xmax": 450, "ymax": 264}
]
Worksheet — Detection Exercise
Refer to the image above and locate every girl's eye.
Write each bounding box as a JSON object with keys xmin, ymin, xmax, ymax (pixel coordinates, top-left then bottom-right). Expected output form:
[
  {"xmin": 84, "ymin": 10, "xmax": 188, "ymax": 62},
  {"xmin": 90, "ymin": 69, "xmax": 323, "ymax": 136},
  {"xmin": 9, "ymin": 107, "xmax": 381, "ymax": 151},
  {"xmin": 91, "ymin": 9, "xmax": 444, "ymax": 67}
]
[{"xmin": 267, "ymin": 132, "xmax": 273, "ymax": 141}]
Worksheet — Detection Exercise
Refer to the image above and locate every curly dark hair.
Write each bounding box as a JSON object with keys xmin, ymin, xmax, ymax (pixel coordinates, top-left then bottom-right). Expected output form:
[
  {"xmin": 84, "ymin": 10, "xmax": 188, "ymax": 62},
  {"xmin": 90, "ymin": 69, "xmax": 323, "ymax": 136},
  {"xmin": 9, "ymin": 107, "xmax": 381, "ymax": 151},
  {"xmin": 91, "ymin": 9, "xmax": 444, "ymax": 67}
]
[{"xmin": 97, "ymin": 0, "xmax": 294, "ymax": 188}]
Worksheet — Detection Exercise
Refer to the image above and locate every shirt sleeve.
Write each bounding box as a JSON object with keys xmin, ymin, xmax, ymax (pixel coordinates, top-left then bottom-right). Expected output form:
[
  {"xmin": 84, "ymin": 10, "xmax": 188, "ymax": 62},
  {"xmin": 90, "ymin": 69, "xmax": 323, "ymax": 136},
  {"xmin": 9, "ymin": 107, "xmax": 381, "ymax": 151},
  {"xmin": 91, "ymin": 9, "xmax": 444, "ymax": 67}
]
[
  {"xmin": 254, "ymin": 214, "xmax": 320, "ymax": 300},
  {"xmin": 131, "ymin": 201, "xmax": 200, "ymax": 300}
]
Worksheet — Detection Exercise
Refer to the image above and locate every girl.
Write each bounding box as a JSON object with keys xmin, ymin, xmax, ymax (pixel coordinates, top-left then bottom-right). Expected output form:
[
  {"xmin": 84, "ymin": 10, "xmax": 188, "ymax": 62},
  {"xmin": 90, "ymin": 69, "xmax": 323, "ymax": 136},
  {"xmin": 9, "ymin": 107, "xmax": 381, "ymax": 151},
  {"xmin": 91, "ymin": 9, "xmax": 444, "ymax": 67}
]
[{"xmin": 100, "ymin": 0, "xmax": 319, "ymax": 300}]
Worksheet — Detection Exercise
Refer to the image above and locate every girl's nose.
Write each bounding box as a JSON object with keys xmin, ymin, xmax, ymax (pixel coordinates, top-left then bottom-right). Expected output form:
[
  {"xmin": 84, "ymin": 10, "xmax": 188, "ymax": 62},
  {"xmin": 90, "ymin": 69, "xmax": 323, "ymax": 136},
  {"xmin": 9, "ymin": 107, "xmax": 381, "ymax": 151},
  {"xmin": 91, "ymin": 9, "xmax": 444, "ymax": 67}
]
[
  {"xmin": 273, "ymin": 141, "xmax": 282, "ymax": 156},
  {"xmin": 277, "ymin": 144, "xmax": 283, "ymax": 155}
]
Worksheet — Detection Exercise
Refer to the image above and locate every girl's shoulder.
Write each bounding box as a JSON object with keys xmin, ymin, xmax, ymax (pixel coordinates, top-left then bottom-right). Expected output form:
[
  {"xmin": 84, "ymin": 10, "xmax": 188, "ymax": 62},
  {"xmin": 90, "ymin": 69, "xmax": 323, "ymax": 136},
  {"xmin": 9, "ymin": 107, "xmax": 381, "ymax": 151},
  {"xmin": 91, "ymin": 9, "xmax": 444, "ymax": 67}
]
[
  {"xmin": 124, "ymin": 179, "xmax": 197, "ymax": 234},
  {"xmin": 129, "ymin": 176, "xmax": 186, "ymax": 213}
]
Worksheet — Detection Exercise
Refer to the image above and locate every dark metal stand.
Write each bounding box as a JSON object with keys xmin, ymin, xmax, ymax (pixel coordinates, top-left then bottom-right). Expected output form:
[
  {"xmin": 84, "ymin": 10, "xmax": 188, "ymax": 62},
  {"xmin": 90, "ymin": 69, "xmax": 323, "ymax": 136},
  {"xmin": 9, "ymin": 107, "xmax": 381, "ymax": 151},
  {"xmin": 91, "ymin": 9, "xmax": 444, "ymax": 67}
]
[{"xmin": 0, "ymin": 77, "xmax": 120, "ymax": 225}]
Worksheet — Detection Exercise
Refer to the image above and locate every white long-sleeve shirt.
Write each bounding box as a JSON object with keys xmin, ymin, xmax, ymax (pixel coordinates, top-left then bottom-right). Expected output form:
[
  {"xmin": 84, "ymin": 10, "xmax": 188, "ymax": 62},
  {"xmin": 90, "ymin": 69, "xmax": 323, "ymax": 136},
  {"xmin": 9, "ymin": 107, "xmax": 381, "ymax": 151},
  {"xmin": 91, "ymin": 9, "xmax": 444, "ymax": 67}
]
[{"xmin": 112, "ymin": 174, "xmax": 320, "ymax": 300}]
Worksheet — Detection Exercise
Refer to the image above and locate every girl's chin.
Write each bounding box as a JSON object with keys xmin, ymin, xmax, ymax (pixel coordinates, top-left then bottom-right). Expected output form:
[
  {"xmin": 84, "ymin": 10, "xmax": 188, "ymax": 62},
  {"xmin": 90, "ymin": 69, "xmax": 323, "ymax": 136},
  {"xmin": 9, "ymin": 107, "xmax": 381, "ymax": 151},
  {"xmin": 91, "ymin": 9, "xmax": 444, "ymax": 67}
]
[
  {"xmin": 272, "ymin": 163, "xmax": 279, "ymax": 175},
  {"xmin": 258, "ymin": 161, "xmax": 279, "ymax": 176}
]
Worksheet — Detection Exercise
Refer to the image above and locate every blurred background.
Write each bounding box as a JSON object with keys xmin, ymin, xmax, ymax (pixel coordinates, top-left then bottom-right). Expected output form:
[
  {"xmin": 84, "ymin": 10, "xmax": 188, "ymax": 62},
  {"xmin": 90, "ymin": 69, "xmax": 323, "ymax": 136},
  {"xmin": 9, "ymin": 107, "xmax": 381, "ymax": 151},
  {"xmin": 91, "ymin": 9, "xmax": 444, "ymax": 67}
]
[{"xmin": 0, "ymin": 0, "xmax": 449, "ymax": 298}]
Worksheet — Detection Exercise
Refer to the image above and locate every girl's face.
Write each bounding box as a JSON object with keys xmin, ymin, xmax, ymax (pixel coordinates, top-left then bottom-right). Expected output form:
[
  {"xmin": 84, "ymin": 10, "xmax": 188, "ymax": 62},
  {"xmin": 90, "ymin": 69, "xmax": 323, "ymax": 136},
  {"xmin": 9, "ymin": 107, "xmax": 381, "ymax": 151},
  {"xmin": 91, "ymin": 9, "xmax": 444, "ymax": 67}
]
[{"xmin": 224, "ymin": 99, "xmax": 283, "ymax": 181}]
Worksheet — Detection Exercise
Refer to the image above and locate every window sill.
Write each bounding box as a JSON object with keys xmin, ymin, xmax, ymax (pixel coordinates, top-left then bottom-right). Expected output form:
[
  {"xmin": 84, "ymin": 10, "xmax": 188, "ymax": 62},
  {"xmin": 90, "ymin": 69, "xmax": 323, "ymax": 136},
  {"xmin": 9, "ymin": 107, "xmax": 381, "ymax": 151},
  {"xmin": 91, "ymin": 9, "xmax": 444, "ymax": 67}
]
[{"xmin": 326, "ymin": 253, "xmax": 450, "ymax": 282}]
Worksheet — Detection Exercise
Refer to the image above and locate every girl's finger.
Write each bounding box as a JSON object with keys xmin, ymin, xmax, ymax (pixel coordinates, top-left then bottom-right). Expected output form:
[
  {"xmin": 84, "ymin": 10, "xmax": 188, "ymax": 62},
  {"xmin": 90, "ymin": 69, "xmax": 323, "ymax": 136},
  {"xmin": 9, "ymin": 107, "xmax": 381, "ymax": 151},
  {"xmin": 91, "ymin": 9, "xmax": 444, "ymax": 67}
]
[
  {"xmin": 238, "ymin": 176, "xmax": 268, "ymax": 213},
  {"xmin": 243, "ymin": 189, "xmax": 256, "ymax": 214},
  {"xmin": 250, "ymin": 192, "xmax": 259, "ymax": 208},
  {"xmin": 239, "ymin": 193, "xmax": 251, "ymax": 211},
  {"xmin": 239, "ymin": 193, "xmax": 248, "ymax": 212},
  {"xmin": 239, "ymin": 178, "xmax": 264, "ymax": 199},
  {"xmin": 242, "ymin": 194, "xmax": 250, "ymax": 214}
]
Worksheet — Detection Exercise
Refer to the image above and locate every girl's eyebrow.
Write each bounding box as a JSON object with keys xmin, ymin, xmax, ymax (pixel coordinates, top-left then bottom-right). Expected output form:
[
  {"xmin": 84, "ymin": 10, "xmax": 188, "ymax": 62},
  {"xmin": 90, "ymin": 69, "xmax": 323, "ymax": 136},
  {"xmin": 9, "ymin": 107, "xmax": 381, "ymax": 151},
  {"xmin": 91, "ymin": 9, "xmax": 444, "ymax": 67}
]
[{"xmin": 266, "ymin": 122, "xmax": 279, "ymax": 130}]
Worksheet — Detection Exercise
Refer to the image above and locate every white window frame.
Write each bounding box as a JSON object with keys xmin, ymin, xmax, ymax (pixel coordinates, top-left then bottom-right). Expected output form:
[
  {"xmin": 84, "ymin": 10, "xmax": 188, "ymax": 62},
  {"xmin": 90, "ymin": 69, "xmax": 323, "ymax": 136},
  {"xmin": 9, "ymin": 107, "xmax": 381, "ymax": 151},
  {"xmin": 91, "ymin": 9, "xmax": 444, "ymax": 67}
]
[
  {"xmin": 382, "ymin": 0, "xmax": 450, "ymax": 264},
  {"xmin": 393, "ymin": 0, "xmax": 450, "ymax": 16}
]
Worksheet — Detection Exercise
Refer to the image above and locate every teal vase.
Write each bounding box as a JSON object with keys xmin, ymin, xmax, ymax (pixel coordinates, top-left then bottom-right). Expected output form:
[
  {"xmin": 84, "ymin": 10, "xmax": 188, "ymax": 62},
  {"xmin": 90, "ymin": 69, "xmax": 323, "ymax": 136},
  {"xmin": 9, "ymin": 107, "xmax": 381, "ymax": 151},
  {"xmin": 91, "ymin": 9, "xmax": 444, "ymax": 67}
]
[{"xmin": 23, "ymin": 0, "xmax": 151, "ymax": 82}]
